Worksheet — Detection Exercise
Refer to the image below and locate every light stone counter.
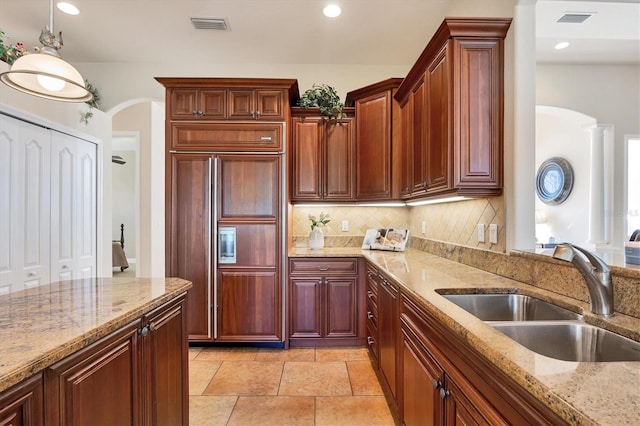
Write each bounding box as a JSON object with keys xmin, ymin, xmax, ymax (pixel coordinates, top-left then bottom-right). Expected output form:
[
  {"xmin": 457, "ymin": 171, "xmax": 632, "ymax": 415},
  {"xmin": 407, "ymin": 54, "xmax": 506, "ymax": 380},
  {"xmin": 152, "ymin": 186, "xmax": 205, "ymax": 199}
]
[
  {"xmin": 290, "ymin": 247, "xmax": 640, "ymax": 426},
  {"xmin": 0, "ymin": 277, "xmax": 192, "ymax": 393}
]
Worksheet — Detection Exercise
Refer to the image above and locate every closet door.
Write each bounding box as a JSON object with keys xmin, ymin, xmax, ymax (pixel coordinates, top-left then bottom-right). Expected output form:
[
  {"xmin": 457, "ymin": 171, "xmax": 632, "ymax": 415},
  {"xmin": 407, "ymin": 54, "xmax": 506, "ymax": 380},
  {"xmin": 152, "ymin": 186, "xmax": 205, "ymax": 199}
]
[
  {"xmin": 0, "ymin": 114, "xmax": 51, "ymax": 294},
  {"xmin": 50, "ymin": 132, "xmax": 97, "ymax": 282}
]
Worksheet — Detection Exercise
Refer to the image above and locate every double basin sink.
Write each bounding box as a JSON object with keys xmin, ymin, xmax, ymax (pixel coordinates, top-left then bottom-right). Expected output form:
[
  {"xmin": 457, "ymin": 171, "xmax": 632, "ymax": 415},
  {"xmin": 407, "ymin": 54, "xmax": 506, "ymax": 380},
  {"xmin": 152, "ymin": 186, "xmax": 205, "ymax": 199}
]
[{"xmin": 440, "ymin": 293, "xmax": 640, "ymax": 362}]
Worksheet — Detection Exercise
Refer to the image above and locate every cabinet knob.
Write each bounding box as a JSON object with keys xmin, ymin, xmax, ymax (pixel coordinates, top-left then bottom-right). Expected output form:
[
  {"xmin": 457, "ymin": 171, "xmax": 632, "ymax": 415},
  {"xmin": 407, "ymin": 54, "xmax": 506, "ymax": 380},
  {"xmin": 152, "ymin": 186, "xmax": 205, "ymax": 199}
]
[
  {"xmin": 367, "ymin": 291, "xmax": 374, "ymax": 299},
  {"xmin": 367, "ymin": 311, "xmax": 374, "ymax": 319},
  {"xmin": 148, "ymin": 322, "xmax": 156, "ymax": 332},
  {"xmin": 28, "ymin": 272, "xmax": 36, "ymax": 277},
  {"xmin": 367, "ymin": 336, "xmax": 375, "ymax": 345},
  {"xmin": 139, "ymin": 326, "xmax": 149, "ymax": 337},
  {"xmin": 439, "ymin": 388, "xmax": 450, "ymax": 399},
  {"xmin": 62, "ymin": 265, "xmax": 69, "ymax": 270},
  {"xmin": 432, "ymin": 379, "xmax": 441, "ymax": 390},
  {"xmin": 255, "ymin": 110, "xmax": 261, "ymax": 118}
]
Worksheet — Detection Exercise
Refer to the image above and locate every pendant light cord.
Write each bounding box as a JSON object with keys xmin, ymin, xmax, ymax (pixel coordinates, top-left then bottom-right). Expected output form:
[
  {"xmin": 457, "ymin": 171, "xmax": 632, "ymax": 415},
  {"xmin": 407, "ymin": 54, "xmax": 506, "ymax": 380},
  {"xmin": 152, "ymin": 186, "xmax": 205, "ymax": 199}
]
[{"xmin": 49, "ymin": 0, "xmax": 54, "ymax": 32}]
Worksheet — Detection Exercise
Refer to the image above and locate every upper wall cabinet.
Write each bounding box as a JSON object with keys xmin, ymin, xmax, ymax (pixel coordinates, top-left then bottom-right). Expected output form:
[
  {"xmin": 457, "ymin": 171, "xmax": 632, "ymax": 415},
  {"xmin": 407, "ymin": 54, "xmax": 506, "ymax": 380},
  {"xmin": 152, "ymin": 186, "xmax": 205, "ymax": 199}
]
[
  {"xmin": 157, "ymin": 77, "xmax": 299, "ymax": 122},
  {"xmin": 346, "ymin": 78, "xmax": 404, "ymax": 201},
  {"xmin": 290, "ymin": 107, "xmax": 356, "ymax": 202},
  {"xmin": 156, "ymin": 78, "xmax": 299, "ymax": 151},
  {"xmin": 395, "ymin": 18, "xmax": 512, "ymax": 199}
]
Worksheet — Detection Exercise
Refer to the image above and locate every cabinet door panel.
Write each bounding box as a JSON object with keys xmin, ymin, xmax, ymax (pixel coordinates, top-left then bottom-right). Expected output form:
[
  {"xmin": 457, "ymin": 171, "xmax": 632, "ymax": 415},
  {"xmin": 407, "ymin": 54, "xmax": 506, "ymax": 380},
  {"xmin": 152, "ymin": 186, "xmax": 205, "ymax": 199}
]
[
  {"xmin": 218, "ymin": 155, "xmax": 280, "ymax": 219},
  {"xmin": 222, "ymin": 224, "xmax": 277, "ymax": 267},
  {"xmin": 411, "ymin": 77, "xmax": 426, "ymax": 194},
  {"xmin": 324, "ymin": 120, "xmax": 355, "ymax": 200},
  {"xmin": 142, "ymin": 297, "xmax": 187, "ymax": 426},
  {"xmin": 0, "ymin": 374, "xmax": 44, "ymax": 426},
  {"xmin": 290, "ymin": 278, "xmax": 323, "ymax": 338},
  {"xmin": 326, "ymin": 278, "xmax": 357, "ymax": 337},
  {"xmin": 291, "ymin": 118, "xmax": 322, "ymax": 200},
  {"xmin": 256, "ymin": 90, "xmax": 284, "ymax": 119},
  {"xmin": 200, "ymin": 89, "xmax": 227, "ymax": 119},
  {"xmin": 355, "ymin": 92, "xmax": 391, "ymax": 200},
  {"xmin": 401, "ymin": 325, "xmax": 444, "ymax": 426},
  {"xmin": 168, "ymin": 154, "xmax": 212, "ymax": 341},
  {"xmin": 378, "ymin": 276, "xmax": 398, "ymax": 399},
  {"xmin": 425, "ymin": 43, "xmax": 453, "ymax": 193},
  {"xmin": 454, "ymin": 39, "xmax": 502, "ymax": 189},
  {"xmin": 170, "ymin": 89, "xmax": 198, "ymax": 119},
  {"xmin": 228, "ymin": 90, "xmax": 254, "ymax": 119},
  {"xmin": 217, "ymin": 271, "xmax": 281, "ymax": 341},
  {"xmin": 46, "ymin": 321, "xmax": 141, "ymax": 426}
]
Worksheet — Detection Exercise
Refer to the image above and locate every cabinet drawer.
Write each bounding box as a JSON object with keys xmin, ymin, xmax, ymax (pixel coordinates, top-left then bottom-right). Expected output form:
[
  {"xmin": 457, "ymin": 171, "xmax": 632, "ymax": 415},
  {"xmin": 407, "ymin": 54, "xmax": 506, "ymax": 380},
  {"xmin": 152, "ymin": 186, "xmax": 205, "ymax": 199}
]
[
  {"xmin": 289, "ymin": 258, "xmax": 358, "ymax": 275},
  {"xmin": 171, "ymin": 122, "xmax": 283, "ymax": 151}
]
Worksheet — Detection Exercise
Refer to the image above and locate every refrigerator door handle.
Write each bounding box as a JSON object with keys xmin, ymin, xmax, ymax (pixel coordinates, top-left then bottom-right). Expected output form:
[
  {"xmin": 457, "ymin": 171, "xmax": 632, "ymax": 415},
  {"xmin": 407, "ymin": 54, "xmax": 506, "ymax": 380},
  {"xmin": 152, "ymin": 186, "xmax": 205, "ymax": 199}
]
[{"xmin": 211, "ymin": 156, "xmax": 219, "ymax": 340}]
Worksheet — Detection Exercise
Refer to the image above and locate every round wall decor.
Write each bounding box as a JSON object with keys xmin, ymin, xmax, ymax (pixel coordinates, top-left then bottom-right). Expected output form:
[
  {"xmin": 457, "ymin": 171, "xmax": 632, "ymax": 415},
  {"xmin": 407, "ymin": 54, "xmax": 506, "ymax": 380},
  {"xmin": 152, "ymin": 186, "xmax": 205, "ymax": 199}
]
[{"xmin": 535, "ymin": 157, "xmax": 574, "ymax": 205}]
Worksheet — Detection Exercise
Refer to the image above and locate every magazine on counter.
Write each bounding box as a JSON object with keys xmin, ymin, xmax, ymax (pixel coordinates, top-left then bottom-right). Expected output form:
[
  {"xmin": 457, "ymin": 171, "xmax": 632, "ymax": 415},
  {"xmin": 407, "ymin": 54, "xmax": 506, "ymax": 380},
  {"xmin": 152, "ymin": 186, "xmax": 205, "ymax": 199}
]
[{"xmin": 362, "ymin": 228, "xmax": 410, "ymax": 252}]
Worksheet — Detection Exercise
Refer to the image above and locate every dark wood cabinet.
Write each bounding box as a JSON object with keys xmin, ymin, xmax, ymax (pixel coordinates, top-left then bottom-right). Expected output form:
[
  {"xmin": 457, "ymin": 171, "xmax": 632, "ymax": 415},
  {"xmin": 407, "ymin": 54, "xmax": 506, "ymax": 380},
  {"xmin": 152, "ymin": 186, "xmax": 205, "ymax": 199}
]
[
  {"xmin": 377, "ymin": 272, "xmax": 399, "ymax": 408},
  {"xmin": 0, "ymin": 374, "xmax": 44, "ymax": 426},
  {"xmin": 44, "ymin": 296, "xmax": 187, "ymax": 426},
  {"xmin": 288, "ymin": 258, "xmax": 364, "ymax": 346},
  {"xmin": 169, "ymin": 88, "xmax": 226, "ymax": 120},
  {"xmin": 290, "ymin": 108, "xmax": 355, "ymax": 202},
  {"xmin": 346, "ymin": 78, "xmax": 403, "ymax": 201},
  {"xmin": 395, "ymin": 18, "xmax": 511, "ymax": 199},
  {"xmin": 228, "ymin": 89, "xmax": 285, "ymax": 120},
  {"xmin": 140, "ymin": 297, "xmax": 188, "ymax": 426},
  {"xmin": 159, "ymin": 78, "xmax": 296, "ymax": 344},
  {"xmin": 159, "ymin": 78, "xmax": 300, "ymax": 121}
]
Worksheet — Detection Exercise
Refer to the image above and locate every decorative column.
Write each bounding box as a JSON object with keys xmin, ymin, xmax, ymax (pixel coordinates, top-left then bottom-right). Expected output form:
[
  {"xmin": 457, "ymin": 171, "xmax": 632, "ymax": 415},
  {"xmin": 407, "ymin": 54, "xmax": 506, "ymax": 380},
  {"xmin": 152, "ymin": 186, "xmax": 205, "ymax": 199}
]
[{"xmin": 587, "ymin": 125, "xmax": 610, "ymax": 245}]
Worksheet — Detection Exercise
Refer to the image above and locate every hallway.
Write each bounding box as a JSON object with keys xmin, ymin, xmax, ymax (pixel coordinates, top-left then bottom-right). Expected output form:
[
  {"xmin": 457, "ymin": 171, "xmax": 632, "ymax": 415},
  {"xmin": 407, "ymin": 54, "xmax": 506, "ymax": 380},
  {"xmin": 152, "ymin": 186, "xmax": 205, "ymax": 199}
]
[{"xmin": 188, "ymin": 346, "xmax": 395, "ymax": 425}]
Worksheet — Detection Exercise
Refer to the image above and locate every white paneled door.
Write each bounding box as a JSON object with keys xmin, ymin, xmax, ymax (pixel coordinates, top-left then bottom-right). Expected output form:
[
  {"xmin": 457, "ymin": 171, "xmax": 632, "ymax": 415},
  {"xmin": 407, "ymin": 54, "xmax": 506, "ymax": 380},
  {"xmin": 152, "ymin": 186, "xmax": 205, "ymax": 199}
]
[
  {"xmin": 0, "ymin": 114, "xmax": 51, "ymax": 294},
  {"xmin": 0, "ymin": 113, "xmax": 97, "ymax": 293},
  {"xmin": 50, "ymin": 130, "xmax": 97, "ymax": 282}
]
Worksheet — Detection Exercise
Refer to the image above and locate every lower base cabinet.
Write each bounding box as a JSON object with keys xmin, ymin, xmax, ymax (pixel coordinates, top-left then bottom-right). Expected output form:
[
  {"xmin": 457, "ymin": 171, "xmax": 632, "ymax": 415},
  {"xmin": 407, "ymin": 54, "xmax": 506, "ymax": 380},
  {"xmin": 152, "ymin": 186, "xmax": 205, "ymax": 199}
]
[
  {"xmin": 288, "ymin": 258, "xmax": 365, "ymax": 346},
  {"xmin": 364, "ymin": 260, "xmax": 566, "ymax": 425},
  {"xmin": 0, "ymin": 294, "xmax": 189, "ymax": 426},
  {"xmin": 0, "ymin": 374, "xmax": 44, "ymax": 425}
]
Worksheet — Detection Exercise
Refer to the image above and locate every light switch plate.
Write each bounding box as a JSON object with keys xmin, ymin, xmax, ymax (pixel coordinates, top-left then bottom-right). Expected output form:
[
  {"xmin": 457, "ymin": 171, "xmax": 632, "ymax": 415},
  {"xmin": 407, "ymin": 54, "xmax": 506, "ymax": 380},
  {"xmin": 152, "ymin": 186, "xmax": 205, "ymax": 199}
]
[
  {"xmin": 341, "ymin": 220, "xmax": 349, "ymax": 232},
  {"xmin": 477, "ymin": 224, "xmax": 485, "ymax": 243},
  {"xmin": 489, "ymin": 224, "xmax": 498, "ymax": 244}
]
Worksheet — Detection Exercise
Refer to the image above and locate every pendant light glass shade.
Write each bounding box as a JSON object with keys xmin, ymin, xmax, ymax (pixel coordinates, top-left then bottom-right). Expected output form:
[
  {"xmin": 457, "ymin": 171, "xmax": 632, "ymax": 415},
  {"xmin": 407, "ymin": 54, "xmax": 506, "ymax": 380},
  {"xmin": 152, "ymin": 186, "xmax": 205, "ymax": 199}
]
[
  {"xmin": 0, "ymin": 0, "xmax": 92, "ymax": 103},
  {"xmin": 1, "ymin": 47, "xmax": 91, "ymax": 102}
]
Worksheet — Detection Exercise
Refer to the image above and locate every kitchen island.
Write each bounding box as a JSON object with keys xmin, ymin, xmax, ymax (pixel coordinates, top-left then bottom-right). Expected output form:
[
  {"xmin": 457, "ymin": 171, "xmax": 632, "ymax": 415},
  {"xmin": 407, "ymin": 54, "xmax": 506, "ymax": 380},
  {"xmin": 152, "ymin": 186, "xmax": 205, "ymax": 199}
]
[
  {"xmin": 0, "ymin": 276, "xmax": 192, "ymax": 424},
  {"xmin": 290, "ymin": 247, "xmax": 640, "ymax": 425}
]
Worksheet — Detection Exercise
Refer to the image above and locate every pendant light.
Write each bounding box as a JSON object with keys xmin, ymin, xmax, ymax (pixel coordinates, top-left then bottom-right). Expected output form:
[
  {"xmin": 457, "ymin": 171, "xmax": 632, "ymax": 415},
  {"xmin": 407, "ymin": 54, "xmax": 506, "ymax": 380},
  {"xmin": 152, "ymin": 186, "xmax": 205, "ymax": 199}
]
[{"xmin": 0, "ymin": 0, "xmax": 92, "ymax": 102}]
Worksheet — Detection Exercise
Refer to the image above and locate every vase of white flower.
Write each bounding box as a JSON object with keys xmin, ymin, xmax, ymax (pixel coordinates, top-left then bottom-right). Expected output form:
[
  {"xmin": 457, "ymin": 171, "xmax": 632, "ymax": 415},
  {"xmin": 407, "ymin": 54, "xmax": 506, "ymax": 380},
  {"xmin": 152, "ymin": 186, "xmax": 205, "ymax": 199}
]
[
  {"xmin": 308, "ymin": 212, "xmax": 330, "ymax": 250},
  {"xmin": 309, "ymin": 228, "xmax": 324, "ymax": 250}
]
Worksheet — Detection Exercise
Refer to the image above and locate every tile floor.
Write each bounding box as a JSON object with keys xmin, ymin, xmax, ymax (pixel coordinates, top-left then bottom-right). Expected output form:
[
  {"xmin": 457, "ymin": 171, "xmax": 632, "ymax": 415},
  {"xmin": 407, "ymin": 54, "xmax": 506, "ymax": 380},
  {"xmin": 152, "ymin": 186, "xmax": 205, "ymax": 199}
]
[{"xmin": 188, "ymin": 346, "xmax": 395, "ymax": 425}]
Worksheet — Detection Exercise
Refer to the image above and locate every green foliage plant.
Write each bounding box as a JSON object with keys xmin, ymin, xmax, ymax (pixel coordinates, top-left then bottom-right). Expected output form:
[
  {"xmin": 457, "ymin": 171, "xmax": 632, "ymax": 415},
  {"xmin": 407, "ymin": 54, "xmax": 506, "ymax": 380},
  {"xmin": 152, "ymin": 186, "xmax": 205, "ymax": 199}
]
[{"xmin": 298, "ymin": 83, "xmax": 345, "ymax": 118}]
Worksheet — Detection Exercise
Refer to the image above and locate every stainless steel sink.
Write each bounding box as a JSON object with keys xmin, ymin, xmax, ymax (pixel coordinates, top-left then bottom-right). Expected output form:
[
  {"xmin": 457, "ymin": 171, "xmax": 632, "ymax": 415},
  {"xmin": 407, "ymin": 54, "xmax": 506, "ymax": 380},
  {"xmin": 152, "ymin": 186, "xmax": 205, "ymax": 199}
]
[
  {"xmin": 441, "ymin": 293, "xmax": 582, "ymax": 321},
  {"xmin": 491, "ymin": 322, "xmax": 640, "ymax": 362}
]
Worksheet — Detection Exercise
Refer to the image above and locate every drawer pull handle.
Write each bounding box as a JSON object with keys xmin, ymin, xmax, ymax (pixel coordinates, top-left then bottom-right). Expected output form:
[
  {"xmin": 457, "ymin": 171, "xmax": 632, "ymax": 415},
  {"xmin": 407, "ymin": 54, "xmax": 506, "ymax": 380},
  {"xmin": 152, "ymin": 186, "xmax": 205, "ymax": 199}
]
[
  {"xmin": 367, "ymin": 291, "xmax": 374, "ymax": 298},
  {"xmin": 317, "ymin": 266, "xmax": 330, "ymax": 271},
  {"xmin": 367, "ymin": 311, "xmax": 374, "ymax": 319},
  {"xmin": 432, "ymin": 379, "xmax": 441, "ymax": 390},
  {"xmin": 367, "ymin": 336, "xmax": 374, "ymax": 345},
  {"xmin": 260, "ymin": 136, "xmax": 272, "ymax": 141}
]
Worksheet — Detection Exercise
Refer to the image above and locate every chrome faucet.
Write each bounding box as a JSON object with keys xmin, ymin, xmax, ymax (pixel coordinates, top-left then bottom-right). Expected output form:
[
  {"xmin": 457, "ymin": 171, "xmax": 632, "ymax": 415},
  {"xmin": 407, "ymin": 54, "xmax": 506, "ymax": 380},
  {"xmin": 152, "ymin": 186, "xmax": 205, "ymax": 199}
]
[{"xmin": 552, "ymin": 243, "xmax": 614, "ymax": 317}]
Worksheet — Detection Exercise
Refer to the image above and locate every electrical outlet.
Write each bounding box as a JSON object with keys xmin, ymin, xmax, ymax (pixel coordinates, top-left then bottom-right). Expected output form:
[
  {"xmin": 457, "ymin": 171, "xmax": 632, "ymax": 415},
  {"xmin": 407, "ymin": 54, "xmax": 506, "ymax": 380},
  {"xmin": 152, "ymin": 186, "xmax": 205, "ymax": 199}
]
[
  {"xmin": 341, "ymin": 220, "xmax": 349, "ymax": 232},
  {"xmin": 421, "ymin": 221, "xmax": 426, "ymax": 234},
  {"xmin": 489, "ymin": 224, "xmax": 498, "ymax": 244},
  {"xmin": 477, "ymin": 224, "xmax": 485, "ymax": 243}
]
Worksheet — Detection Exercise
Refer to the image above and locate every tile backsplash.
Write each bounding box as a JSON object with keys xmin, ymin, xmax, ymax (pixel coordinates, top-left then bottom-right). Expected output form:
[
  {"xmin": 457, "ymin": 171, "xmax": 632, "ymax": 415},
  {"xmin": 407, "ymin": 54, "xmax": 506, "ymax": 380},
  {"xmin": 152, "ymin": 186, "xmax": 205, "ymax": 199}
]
[{"xmin": 291, "ymin": 196, "xmax": 505, "ymax": 252}]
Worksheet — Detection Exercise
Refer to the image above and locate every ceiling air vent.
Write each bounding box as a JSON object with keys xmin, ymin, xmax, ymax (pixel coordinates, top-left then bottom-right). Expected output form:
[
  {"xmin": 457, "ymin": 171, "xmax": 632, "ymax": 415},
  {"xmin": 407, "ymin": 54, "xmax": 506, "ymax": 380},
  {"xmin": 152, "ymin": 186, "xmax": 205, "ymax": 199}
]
[
  {"xmin": 191, "ymin": 18, "xmax": 229, "ymax": 31},
  {"xmin": 556, "ymin": 13, "xmax": 593, "ymax": 24}
]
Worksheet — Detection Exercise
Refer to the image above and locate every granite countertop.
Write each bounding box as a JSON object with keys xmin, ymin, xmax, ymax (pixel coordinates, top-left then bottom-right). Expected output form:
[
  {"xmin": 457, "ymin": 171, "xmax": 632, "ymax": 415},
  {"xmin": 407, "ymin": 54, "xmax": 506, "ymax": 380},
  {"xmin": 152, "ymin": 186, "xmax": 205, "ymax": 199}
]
[
  {"xmin": 290, "ymin": 247, "xmax": 640, "ymax": 426},
  {"xmin": 0, "ymin": 277, "xmax": 192, "ymax": 393}
]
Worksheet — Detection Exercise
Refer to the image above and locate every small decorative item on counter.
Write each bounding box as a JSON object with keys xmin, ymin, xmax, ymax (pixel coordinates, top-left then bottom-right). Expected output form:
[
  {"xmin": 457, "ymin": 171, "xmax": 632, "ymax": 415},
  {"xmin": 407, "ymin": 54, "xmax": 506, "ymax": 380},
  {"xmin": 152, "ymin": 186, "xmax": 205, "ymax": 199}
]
[
  {"xmin": 625, "ymin": 229, "xmax": 640, "ymax": 265},
  {"xmin": 362, "ymin": 228, "xmax": 410, "ymax": 252},
  {"xmin": 308, "ymin": 212, "xmax": 330, "ymax": 250}
]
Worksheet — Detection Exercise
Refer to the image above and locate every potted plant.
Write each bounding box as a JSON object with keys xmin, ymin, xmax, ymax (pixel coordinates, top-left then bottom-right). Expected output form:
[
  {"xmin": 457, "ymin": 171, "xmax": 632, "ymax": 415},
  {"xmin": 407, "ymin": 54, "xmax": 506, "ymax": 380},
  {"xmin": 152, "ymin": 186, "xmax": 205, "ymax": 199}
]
[{"xmin": 298, "ymin": 83, "xmax": 346, "ymax": 119}]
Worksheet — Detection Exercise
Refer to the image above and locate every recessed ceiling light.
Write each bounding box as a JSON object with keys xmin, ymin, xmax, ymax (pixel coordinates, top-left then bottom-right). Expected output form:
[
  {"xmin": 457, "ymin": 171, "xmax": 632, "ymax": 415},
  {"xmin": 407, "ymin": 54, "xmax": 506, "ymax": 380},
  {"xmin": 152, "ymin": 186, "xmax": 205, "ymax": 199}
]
[
  {"xmin": 57, "ymin": 2, "xmax": 80, "ymax": 15},
  {"xmin": 554, "ymin": 42, "xmax": 570, "ymax": 50},
  {"xmin": 323, "ymin": 4, "xmax": 342, "ymax": 18}
]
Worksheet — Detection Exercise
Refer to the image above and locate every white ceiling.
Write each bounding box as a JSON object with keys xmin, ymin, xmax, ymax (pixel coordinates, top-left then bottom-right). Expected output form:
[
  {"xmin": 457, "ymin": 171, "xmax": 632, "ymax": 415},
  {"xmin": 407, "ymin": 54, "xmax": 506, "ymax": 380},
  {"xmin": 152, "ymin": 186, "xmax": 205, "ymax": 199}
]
[{"xmin": 1, "ymin": 0, "xmax": 638, "ymax": 66}]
